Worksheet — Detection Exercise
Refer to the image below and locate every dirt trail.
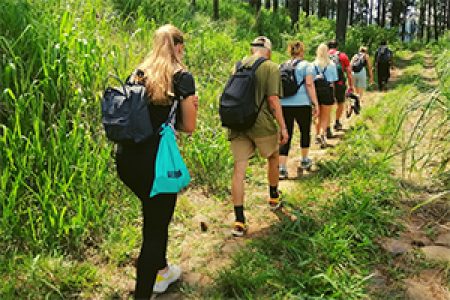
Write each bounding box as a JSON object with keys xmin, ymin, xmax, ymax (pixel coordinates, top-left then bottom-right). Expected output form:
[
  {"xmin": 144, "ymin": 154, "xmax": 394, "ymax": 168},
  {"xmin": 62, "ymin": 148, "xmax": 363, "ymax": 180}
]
[
  {"xmin": 148, "ymin": 74, "xmax": 399, "ymax": 299},
  {"xmin": 368, "ymin": 52, "xmax": 450, "ymax": 300},
  {"xmin": 112, "ymin": 52, "xmax": 448, "ymax": 300}
]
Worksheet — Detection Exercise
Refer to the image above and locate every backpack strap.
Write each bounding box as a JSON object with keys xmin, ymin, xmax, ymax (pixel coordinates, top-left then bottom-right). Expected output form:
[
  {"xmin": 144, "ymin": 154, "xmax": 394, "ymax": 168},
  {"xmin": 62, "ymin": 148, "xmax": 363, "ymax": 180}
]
[
  {"xmin": 251, "ymin": 56, "xmax": 267, "ymax": 71},
  {"xmin": 251, "ymin": 57, "xmax": 268, "ymax": 116},
  {"xmin": 314, "ymin": 65, "xmax": 328, "ymax": 82}
]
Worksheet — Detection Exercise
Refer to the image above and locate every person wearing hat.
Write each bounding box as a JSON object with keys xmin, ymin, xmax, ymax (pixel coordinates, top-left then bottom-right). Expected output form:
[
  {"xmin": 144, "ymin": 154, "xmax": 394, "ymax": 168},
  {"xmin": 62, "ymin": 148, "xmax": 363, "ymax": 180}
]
[{"xmin": 228, "ymin": 36, "xmax": 288, "ymax": 237}]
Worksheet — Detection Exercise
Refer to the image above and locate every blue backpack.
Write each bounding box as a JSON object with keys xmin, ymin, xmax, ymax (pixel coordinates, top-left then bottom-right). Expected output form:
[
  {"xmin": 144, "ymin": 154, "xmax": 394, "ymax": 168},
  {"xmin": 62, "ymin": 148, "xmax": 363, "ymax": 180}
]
[{"xmin": 150, "ymin": 100, "xmax": 191, "ymax": 197}]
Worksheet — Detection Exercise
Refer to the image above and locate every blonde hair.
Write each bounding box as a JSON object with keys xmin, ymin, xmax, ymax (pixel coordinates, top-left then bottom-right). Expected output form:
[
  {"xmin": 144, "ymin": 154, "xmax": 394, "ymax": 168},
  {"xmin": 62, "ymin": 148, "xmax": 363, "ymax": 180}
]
[
  {"xmin": 314, "ymin": 43, "xmax": 331, "ymax": 68},
  {"xmin": 359, "ymin": 46, "xmax": 368, "ymax": 53},
  {"xmin": 288, "ymin": 41, "xmax": 304, "ymax": 57},
  {"xmin": 138, "ymin": 24, "xmax": 185, "ymax": 105}
]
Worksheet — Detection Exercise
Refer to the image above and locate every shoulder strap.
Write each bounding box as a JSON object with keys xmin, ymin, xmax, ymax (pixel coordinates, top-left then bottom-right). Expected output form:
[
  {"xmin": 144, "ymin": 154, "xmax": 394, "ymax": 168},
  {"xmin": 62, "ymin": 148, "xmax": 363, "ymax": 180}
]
[
  {"xmin": 314, "ymin": 65, "xmax": 327, "ymax": 82},
  {"xmin": 235, "ymin": 61, "xmax": 243, "ymax": 71},
  {"xmin": 292, "ymin": 59, "xmax": 301, "ymax": 67},
  {"xmin": 251, "ymin": 57, "xmax": 267, "ymax": 72}
]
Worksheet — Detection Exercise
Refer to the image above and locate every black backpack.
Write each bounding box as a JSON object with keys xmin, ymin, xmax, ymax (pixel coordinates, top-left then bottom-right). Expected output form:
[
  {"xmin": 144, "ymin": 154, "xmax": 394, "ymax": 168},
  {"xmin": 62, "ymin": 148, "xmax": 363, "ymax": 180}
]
[
  {"xmin": 279, "ymin": 59, "xmax": 305, "ymax": 97},
  {"xmin": 219, "ymin": 57, "xmax": 267, "ymax": 131},
  {"xmin": 351, "ymin": 53, "xmax": 366, "ymax": 72},
  {"xmin": 314, "ymin": 65, "xmax": 332, "ymax": 101},
  {"xmin": 101, "ymin": 70, "xmax": 154, "ymax": 144},
  {"xmin": 377, "ymin": 47, "xmax": 392, "ymax": 64}
]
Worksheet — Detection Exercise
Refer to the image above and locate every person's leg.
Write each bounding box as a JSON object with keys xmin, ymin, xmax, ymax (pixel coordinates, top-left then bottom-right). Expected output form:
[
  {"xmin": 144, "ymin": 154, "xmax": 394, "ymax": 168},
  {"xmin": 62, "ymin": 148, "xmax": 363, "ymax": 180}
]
[
  {"xmin": 268, "ymin": 150, "xmax": 279, "ymax": 188},
  {"xmin": 254, "ymin": 134, "xmax": 281, "ymax": 209},
  {"xmin": 377, "ymin": 67, "xmax": 383, "ymax": 91},
  {"xmin": 320, "ymin": 104, "xmax": 332, "ymax": 147},
  {"xmin": 135, "ymin": 194, "xmax": 177, "ymax": 299},
  {"xmin": 279, "ymin": 106, "xmax": 295, "ymax": 174},
  {"xmin": 230, "ymin": 136, "xmax": 253, "ymax": 234},
  {"xmin": 296, "ymin": 106, "xmax": 312, "ymax": 159},
  {"xmin": 231, "ymin": 159, "xmax": 249, "ymax": 208},
  {"xmin": 334, "ymin": 84, "xmax": 346, "ymax": 130},
  {"xmin": 355, "ymin": 87, "xmax": 364, "ymax": 100}
]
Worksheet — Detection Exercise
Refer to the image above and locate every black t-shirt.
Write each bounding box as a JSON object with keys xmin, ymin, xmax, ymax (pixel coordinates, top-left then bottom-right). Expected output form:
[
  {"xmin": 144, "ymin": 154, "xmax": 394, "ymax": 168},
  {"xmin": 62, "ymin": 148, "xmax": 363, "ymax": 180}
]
[
  {"xmin": 117, "ymin": 71, "xmax": 195, "ymax": 154},
  {"xmin": 148, "ymin": 71, "xmax": 196, "ymax": 131}
]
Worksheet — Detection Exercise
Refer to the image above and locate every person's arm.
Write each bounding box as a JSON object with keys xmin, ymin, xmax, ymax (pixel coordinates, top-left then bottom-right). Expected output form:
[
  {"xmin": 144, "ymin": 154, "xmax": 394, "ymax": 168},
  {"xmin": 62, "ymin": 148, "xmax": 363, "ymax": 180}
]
[
  {"xmin": 267, "ymin": 95, "xmax": 288, "ymax": 145},
  {"xmin": 374, "ymin": 50, "xmax": 379, "ymax": 68},
  {"xmin": 179, "ymin": 95, "xmax": 198, "ymax": 134},
  {"xmin": 342, "ymin": 53, "xmax": 355, "ymax": 90},
  {"xmin": 366, "ymin": 54, "xmax": 374, "ymax": 84},
  {"xmin": 304, "ymin": 74, "xmax": 319, "ymax": 117},
  {"xmin": 175, "ymin": 72, "xmax": 198, "ymax": 134},
  {"xmin": 389, "ymin": 50, "xmax": 394, "ymax": 68}
]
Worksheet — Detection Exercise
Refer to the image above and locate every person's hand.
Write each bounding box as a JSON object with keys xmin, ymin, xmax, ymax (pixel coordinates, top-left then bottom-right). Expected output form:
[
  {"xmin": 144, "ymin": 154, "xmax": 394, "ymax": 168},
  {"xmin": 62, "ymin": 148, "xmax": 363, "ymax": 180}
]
[
  {"xmin": 279, "ymin": 128, "xmax": 289, "ymax": 145},
  {"xmin": 312, "ymin": 105, "xmax": 319, "ymax": 118}
]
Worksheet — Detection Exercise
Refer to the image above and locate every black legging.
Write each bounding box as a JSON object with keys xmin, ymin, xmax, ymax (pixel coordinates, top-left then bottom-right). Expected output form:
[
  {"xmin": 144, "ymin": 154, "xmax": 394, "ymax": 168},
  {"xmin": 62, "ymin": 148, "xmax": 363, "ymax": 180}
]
[
  {"xmin": 279, "ymin": 105, "xmax": 312, "ymax": 156},
  {"xmin": 377, "ymin": 62, "xmax": 390, "ymax": 90},
  {"xmin": 116, "ymin": 139, "xmax": 177, "ymax": 299}
]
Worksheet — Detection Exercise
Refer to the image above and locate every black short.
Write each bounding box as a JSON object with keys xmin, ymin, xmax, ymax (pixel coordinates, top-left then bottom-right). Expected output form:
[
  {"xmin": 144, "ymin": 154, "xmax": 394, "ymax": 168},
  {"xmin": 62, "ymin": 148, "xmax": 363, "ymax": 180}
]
[
  {"xmin": 317, "ymin": 87, "xmax": 334, "ymax": 106},
  {"xmin": 334, "ymin": 84, "xmax": 346, "ymax": 103}
]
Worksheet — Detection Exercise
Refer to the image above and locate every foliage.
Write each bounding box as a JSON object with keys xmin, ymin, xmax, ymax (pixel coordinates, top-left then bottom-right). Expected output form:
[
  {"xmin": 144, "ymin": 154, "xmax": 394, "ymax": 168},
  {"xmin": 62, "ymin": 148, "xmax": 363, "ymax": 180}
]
[
  {"xmin": 1, "ymin": 0, "xmax": 448, "ymax": 297},
  {"xmin": 344, "ymin": 25, "xmax": 399, "ymax": 57}
]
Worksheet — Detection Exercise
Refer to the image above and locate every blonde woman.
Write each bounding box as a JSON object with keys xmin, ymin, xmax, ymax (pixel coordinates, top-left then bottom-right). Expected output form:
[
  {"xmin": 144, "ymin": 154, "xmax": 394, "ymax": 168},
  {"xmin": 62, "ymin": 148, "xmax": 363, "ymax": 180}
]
[
  {"xmin": 312, "ymin": 43, "xmax": 338, "ymax": 148},
  {"xmin": 279, "ymin": 41, "xmax": 319, "ymax": 179},
  {"xmin": 351, "ymin": 46, "xmax": 374, "ymax": 101},
  {"xmin": 115, "ymin": 24, "xmax": 198, "ymax": 299}
]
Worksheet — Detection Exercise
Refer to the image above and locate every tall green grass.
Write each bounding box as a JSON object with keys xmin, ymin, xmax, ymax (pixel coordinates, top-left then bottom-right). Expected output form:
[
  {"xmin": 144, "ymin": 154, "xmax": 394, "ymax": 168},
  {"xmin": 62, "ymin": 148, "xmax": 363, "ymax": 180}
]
[
  {"xmin": 2, "ymin": 0, "xmax": 445, "ymax": 297},
  {"xmin": 0, "ymin": 0, "xmax": 144, "ymax": 254}
]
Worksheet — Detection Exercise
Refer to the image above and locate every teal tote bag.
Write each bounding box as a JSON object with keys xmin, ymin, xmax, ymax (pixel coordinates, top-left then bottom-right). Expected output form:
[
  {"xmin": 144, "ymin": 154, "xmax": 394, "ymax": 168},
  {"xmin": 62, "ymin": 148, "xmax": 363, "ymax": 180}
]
[{"xmin": 150, "ymin": 101, "xmax": 191, "ymax": 197}]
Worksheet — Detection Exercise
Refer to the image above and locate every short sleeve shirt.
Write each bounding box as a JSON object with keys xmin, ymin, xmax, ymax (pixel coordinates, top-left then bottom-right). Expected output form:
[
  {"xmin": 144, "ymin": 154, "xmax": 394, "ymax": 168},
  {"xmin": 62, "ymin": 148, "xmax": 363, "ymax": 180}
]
[
  {"xmin": 311, "ymin": 62, "xmax": 338, "ymax": 83},
  {"xmin": 329, "ymin": 49, "xmax": 350, "ymax": 84},
  {"xmin": 281, "ymin": 60, "xmax": 314, "ymax": 107},
  {"xmin": 229, "ymin": 56, "xmax": 282, "ymax": 139}
]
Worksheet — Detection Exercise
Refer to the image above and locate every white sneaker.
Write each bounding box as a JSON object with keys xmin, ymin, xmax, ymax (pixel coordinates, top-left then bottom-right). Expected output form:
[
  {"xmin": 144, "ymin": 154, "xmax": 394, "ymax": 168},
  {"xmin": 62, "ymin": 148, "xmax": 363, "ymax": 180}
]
[{"xmin": 153, "ymin": 264, "xmax": 182, "ymax": 293}]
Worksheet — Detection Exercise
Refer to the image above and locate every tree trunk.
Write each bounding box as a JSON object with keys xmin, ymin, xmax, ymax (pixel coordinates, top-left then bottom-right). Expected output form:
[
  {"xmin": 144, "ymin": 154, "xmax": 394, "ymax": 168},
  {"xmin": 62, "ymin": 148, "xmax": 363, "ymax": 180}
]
[
  {"xmin": 273, "ymin": 0, "xmax": 278, "ymax": 11},
  {"xmin": 289, "ymin": 0, "xmax": 300, "ymax": 27},
  {"xmin": 213, "ymin": 0, "xmax": 219, "ymax": 20},
  {"xmin": 391, "ymin": 0, "xmax": 400, "ymax": 27},
  {"xmin": 401, "ymin": 1, "xmax": 408, "ymax": 41},
  {"xmin": 256, "ymin": 0, "xmax": 262, "ymax": 11},
  {"xmin": 192, "ymin": 0, "xmax": 196, "ymax": 7},
  {"xmin": 380, "ymin": 0, "xmax": 386, "ymax": 27},
  {"xmin": 336, "ymin": 0, "xmax": 349, "ymax": 45},
  {"xmin": 418, "ymin": 0, "xmax": 425, "ymax": 39},
  {"xmin": 318, "ymin": 0, "xmax": 327, "ymax": 18},
  {"xmin": 376, "ymin": 0, "xmax": 381, "ymax": 25},
  {"xmin": 369, "ymin": 0, "xmax": 373, "ymax": 24},
  {"xmin": 265, "ymin": 0, "xmax": 271, "ymax": 9},
  {"xmin": 427, "ymin": 0, "xmax": 431, "ymax": 42},
  {"xmin": 433, "ymin": 0, "xmax": 438, "ymax": 40},
  {"xmin": 251, "ymin": 0, "xmax": 262, "ymax": 11},
  {"xmin": 330, "ymin": 0, "xmax": 336, "ymax": 19},
  {"xmin": 349, "ymin": 0, "xmax": 354, "ymax": 26},
  {"xmin": 303, "ymin": 0, "xmax": 310, "ymax": 16},
  {"xmin": 447, "ymin": 0, "xmax": 450, "ymax": 29},
  {"xmin": 285, "ymin": 0, "xmax": 289, "ymax": 9}
]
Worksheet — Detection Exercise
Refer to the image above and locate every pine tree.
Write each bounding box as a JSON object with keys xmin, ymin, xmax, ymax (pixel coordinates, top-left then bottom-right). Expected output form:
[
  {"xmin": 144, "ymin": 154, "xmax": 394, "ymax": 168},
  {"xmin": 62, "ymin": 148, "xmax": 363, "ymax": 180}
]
[{"xmin": 336, "ymin": 0, "xmax": 349, "ymax": 45}]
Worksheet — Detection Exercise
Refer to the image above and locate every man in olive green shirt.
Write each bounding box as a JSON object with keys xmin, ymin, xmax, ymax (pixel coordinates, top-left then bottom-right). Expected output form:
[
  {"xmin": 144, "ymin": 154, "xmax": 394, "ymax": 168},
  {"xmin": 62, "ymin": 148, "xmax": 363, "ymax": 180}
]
[{"xmin": 230, "ymin": 36, "xmax": 288, "ymax": 237}]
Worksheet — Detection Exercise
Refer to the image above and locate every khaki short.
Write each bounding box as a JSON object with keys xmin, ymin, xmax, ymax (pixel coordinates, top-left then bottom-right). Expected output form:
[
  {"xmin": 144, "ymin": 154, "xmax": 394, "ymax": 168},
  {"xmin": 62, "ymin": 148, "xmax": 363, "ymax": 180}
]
[{"xmin": 230, "ymin": 134, "xmax": 279, "ymax": 162}]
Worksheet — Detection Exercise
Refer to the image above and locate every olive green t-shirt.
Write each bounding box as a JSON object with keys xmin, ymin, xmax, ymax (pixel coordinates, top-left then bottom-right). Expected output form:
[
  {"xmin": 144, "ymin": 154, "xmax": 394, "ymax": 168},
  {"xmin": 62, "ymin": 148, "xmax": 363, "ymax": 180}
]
[{"xmin": 229, "ymin": 55, "xmax": 283, "ymax": 139}]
